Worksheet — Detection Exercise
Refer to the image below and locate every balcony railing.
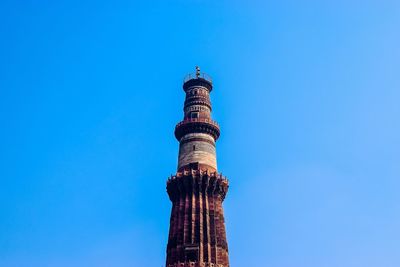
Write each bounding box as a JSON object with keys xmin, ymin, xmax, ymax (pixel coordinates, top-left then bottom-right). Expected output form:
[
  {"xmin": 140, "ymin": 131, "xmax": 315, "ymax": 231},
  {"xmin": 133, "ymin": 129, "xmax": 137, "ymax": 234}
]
[
  {"xmin": 175, "ymin": 118, "xmax": 219, "ymax": 128},
  {"xmin": 183, "ymin": 72, "xmax": 213, "ymax": 84}
]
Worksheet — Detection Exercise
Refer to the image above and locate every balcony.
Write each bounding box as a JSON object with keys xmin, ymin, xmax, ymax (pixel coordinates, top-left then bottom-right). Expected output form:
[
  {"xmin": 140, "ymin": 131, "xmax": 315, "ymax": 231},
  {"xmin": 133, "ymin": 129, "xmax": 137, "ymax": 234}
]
[
  {"xmin": 174, "ymin": 118, "xmax": 220, "ymax": 141},
  {"xmin": 183, "ymin": 72, "xmax": 213, "ymax": 92},
  {"xmin": 183, "ymin": 72, "xmax": 213, "ymax": 84}
]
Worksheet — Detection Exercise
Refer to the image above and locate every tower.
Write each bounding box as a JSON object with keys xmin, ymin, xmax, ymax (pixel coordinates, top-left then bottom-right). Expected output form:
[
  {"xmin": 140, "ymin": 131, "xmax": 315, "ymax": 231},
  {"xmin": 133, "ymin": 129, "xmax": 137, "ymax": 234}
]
[{"xmin": 166, "ymin": 67, "xmax": 230, "ymax": 267}]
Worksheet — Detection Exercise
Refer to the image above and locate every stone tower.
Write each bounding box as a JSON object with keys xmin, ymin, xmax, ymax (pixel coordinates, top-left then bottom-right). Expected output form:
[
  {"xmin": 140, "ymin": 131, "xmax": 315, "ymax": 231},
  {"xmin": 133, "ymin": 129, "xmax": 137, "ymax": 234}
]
[{"xmin": 166, "ymin": 67, "xmax": 229, "ymax": 267}]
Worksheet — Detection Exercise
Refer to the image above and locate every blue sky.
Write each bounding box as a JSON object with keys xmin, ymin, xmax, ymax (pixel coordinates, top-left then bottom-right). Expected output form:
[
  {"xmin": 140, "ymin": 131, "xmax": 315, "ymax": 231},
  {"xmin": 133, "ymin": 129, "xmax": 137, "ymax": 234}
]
[{"xmin": 1, "ymin": 0, "xmax": 399, "ymax": 266}]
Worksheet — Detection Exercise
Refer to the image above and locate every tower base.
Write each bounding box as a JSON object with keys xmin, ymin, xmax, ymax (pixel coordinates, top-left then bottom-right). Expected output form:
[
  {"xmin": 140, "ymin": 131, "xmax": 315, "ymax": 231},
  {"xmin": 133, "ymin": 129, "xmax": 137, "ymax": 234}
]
[
  {"xmin": 167, "ymin": 263, "xmax": 227, "ymax": 267},
  {"xmin": 166, "ymin": 169, "xmax": 229, "ymax": 267}
]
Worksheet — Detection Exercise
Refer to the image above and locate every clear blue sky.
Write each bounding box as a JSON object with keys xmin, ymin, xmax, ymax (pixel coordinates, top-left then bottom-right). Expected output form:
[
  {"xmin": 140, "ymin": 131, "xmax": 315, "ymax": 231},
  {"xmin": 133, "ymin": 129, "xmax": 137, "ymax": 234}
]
[{"xmin": 1, "ymin": 0, "xmax": 399, "ymax": 266}]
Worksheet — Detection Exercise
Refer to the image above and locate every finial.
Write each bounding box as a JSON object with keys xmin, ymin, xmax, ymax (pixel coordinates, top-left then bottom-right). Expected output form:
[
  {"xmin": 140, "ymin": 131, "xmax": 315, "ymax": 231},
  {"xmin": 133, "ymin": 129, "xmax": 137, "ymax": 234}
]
[{"xmin": 195, "ymin": 66, "xmax": 200, "ymax": 78}]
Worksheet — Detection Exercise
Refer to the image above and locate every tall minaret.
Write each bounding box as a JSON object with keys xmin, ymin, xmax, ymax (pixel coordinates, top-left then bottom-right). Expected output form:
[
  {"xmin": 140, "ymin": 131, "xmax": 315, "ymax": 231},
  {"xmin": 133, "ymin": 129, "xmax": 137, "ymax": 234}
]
[{"xmin": 166, "ymin": 67, "xmax": 230, "ymax": 267}]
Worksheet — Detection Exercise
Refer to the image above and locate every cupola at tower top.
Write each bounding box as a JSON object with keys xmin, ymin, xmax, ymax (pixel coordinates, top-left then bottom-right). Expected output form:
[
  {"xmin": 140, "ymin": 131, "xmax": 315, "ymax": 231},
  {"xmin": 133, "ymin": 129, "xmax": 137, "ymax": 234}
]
[{"xmin": 183, "ymin": 66, "xmax": 213, "ymax": 92}]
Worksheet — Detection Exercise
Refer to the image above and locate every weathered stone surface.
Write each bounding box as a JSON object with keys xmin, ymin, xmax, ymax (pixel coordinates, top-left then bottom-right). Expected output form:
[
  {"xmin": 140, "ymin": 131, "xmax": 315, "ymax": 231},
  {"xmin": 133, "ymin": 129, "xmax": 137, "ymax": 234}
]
[
  {"xmin": 178, "ymin": 133, "xmax": 217, "ymax": 171},
  {"xmin": 166, "ymin": 170, "xmax": 229, "ymax": 266}
]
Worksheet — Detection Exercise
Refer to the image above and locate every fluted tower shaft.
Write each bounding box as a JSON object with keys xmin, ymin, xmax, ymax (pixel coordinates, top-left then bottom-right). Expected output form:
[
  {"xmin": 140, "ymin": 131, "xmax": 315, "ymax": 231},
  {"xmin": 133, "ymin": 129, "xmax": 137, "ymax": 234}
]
[{"xmin": 166, "ymin": 68, "xmax": 229, "ymax": 267}]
